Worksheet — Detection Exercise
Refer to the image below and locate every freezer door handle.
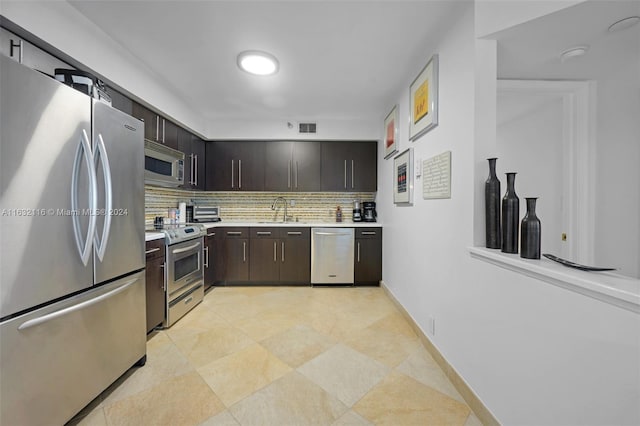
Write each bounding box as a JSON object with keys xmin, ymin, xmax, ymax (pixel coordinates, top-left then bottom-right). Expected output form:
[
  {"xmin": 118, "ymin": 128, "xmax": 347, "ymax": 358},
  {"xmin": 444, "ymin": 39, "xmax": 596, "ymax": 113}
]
[
  {"xmin": 71, "ymin": 129, "xmax": 98, "ymax": 266},
  {"xmin": 17, "ymin": 278, "xmax": 138, "ymax": 331},
  {"xmin": 94, "ymin": 134, "xmax": 113, "ymax": 261}
]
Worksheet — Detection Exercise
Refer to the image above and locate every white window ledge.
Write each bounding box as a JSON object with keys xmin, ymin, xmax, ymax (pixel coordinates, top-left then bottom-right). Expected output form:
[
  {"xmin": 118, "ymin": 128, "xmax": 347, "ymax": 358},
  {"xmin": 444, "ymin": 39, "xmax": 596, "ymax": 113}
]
[{"xmin": 468, "ymin": 247, "xmax": 640, "ymax": 314}]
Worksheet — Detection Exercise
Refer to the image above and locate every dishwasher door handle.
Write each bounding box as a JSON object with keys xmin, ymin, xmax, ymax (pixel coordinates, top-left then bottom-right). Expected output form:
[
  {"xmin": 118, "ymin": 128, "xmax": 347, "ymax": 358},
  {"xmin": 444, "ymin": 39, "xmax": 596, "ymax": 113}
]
[{"xmin": 315, "ymin": 232, "xmax": 351, "ymax": 236}]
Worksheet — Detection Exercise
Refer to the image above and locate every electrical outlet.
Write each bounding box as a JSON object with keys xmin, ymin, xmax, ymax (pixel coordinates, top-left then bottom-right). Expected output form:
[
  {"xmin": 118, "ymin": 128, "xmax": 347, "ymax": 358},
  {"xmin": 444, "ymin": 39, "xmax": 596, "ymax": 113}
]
[
  {"xmin": 428, "ymin": 316, "xmax": 436, "ymax": 336},
  {"xmin": 290, "ymin": 199, "xmax": 296, "ymax": 207}
]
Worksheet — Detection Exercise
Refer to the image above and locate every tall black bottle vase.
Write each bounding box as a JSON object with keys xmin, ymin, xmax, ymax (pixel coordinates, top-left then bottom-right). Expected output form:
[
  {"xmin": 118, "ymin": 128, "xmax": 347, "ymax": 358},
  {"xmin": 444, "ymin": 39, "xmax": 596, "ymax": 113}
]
[
  {"xmin": 485, "ymin": 158, "xmax": 501, "ymax": 249},
  {"xmin": 501, "ymin": 172, "xmax": 519, "ymax": 254},
  {"xmin": 521, "ymin": 197, "xmax": 541, "ymax": 259}
]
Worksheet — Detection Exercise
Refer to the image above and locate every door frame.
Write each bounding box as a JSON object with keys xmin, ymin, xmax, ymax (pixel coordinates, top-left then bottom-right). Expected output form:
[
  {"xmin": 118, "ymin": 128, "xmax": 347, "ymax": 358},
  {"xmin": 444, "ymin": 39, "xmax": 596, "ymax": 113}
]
[{"xmin": 497, "ymin": 79, "xmax": 596, "ymax": 263}]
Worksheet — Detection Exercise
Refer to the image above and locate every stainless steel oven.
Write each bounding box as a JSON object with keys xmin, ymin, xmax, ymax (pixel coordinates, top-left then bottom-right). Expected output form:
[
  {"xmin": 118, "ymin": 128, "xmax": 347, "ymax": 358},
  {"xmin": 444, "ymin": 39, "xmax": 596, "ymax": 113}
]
[
  {"xmin": 163, "ymin": 229, "xmax": 204, "ymax": 327},
  {"xmin": 166, "ymin": 237, "xmax": 203, "ymax": 299}
]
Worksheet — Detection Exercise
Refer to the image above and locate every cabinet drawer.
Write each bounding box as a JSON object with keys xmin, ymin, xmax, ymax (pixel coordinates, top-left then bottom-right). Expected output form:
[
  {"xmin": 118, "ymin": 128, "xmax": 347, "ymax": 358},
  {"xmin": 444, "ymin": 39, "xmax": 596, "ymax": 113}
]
[
  {"xmin": 221, "ymin": 227, "xmax": 249, "ymax": 238},
  {"xmin": 203, "ymin": 228, "xmax": 217, "ymax": 238},
  {"xmin": 145, "ymin": 239, "xmax": 165, "ymax": 261},
  {"xmin": 282, "ymin": 228, "xmax": 310, "ymax": 239},
  {"xmin": 250, "ymin": 228, "xmax": 280, "ymax": 238},
  {"xmin": 355, "ymin": 228, "xmax": 382, "ymax": 239}
]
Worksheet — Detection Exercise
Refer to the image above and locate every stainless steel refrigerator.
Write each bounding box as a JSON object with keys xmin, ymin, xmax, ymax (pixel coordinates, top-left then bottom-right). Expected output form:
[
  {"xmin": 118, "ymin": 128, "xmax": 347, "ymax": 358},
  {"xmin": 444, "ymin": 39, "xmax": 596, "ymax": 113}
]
[{"xmin": 0, "ymin": 54, "xmax": 146, "ymax": 425}]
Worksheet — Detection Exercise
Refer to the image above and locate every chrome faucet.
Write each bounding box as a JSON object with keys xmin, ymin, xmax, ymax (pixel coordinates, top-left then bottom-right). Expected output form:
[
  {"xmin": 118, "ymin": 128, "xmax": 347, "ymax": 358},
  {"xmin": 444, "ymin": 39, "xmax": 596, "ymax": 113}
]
[{"xmin": 271, "ymin": 197, "xmax": 288, "ymax": 222}]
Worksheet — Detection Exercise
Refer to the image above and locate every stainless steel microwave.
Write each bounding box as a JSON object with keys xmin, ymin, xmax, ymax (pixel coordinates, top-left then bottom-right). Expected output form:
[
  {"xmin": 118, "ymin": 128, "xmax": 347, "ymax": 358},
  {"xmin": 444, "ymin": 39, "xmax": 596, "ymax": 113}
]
[{"xmin": 144, "ymin": 140, "xmax": 184, "ymax": 187}]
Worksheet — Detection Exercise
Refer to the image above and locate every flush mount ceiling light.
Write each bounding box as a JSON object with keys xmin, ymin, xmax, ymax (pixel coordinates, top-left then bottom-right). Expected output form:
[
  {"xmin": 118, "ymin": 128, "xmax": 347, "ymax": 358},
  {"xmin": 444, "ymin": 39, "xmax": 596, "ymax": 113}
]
[
  {"xmin": 237, "ymin": 50, "xmax": 279, "ymax": 76},
  {"xmin": 608, "ymin": 16, "xmax": 640, "ymax": 32},
  {"xmin": 560, "ymin": 46, "xmax": 589, "ymax": 62}
]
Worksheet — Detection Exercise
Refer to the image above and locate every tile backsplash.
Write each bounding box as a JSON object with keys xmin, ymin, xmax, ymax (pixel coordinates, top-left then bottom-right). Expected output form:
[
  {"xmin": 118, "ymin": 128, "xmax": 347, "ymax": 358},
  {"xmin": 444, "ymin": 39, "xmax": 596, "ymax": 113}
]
[{"xmin": 145, "ymin": 186, "xmax": 376, "ymax": 225}]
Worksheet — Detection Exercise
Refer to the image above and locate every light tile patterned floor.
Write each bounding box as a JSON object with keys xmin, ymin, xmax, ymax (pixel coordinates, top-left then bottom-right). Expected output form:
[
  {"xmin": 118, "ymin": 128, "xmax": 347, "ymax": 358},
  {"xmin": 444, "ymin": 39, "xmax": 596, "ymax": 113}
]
[{"xmin": 68, "ymin": 286, "xmax": 482, "ymax": 426}]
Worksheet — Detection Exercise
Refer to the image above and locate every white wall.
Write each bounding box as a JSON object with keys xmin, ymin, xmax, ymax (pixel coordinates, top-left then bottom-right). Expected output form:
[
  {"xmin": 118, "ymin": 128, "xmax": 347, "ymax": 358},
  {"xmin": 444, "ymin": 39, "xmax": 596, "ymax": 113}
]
[
  {"xmin": 207, "ymin": 117, "xmax": 379, "ymax": 140},
  {"xmin": 475, "ymin": 0, "xmax": 584, "ymax": 38},
  {"xmin": 0, "ymin": 1, "xmax": 382, "ymax": 142},
  {"xmin": 0, "ymin": 0, "xmax": 207, "ymax": 136},
  {"xmin": 594, "ymin": 64, "xmax": 640, "ymax": 278},
  {"xmin": 496, "ymin": 93, "xmax": 565, "ymax": 258},
  {"xmin": 379, "ymin": 3, "xmax": 640, "ymax": 425}
]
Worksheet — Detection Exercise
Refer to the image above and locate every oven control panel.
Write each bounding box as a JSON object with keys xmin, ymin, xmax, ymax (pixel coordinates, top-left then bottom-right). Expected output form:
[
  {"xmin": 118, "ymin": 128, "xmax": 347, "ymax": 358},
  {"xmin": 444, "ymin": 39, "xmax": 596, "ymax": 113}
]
[{"xmin": 164, "ymin": 225, "xmax": 204, "ymax": 245}]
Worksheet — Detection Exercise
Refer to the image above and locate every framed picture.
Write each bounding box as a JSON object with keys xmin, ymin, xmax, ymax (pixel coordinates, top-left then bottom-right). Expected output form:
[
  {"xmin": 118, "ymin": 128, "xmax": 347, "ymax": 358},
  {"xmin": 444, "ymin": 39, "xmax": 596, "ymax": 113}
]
[
  {"xmin": 383, "ymin": 105, "xmax": 399, "ymax": 159},
  {"xmin": 409, "ymin": 54, "xmax": 439, "ymax": 141},
  {"xmin": 393, "ymin": 148, "xmax": 413, "ymax": 205}
]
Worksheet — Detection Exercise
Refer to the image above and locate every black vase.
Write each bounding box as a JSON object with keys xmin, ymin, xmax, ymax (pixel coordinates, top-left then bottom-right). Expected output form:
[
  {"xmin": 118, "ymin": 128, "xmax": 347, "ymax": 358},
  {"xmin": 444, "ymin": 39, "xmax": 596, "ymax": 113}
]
[
  {"xmin": 501, "ymin": 172, "xmax": 519, "ymax": 254},
  {"xmin": 521, "ymin": 197, "xmax": 541, "ymax": 259},
  {"xmin": 485, "ymin": 158, "xmax": 501, "ymax": 249}
]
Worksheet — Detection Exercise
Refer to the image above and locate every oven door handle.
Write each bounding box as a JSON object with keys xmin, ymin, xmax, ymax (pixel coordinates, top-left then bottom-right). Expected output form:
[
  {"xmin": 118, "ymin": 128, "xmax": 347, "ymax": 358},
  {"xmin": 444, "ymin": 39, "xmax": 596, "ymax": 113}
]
[{"xmin": 171, "ymin": 242, "xmax": 201, "ymax": 254}]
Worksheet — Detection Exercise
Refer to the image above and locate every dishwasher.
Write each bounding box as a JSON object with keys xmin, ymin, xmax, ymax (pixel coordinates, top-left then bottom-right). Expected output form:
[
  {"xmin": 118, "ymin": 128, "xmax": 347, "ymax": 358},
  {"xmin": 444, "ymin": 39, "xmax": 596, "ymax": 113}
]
[{"xmin": 311, "ymin": 228, "xmax": 355, "ymax": 285}]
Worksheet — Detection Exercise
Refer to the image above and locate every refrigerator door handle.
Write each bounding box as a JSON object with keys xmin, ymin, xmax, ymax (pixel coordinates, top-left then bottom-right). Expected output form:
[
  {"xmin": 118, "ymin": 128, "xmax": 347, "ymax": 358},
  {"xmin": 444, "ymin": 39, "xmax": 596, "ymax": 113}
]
[
  {"xmin": 71, "ymin": 129, "xmax": 98, "ymax": 266},
  {"xmin": 17, "ymin": 278, "xmax": 138, "ymax": 331},
  {"xmin": 94, "ymin": 134, "xmax": 113, "ymax": 261}
]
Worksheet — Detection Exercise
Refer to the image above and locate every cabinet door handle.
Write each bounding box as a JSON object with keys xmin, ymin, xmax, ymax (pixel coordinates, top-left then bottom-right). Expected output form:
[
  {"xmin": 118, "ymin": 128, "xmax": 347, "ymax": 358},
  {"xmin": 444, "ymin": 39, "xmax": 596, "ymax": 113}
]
[
  {"xmin": 10, "ymin": 39, "xmax": 23, "ymax": 64},
  {"xmin": 287, "ymin": 231, "xmax": 302, "ymax": 236},
  {"xmin": 344, "ymin": 160, "xmax": 347, "ymax": 189},
  {"xmin": 257, "ymin": 231, "xmax": 272, "ymax": 236},
  {"xmin": 162, "ymin": 119, "xmax": 166, "ymax": 143},
  {"xmin": 361, "ymin": 231, "xmax": 377, "ymax": 236},
  {"xmin": 204, "ymin": 246, "xmax": 209, "ymax": 268},
  {"xmin": 160, "ymin": 263, "xmax": 166, "ymax": 290},
  {"xmin": 239, "ymin": 160, "xmax": 242, "ymax": 189},
  {"xmin": 295, "ymin": 161, "xmax": 299, "ymax": 189},
  {"xmin": 351, "ymin": 160, "xmax": 355, "ymax": 189},
  {"xmin": 288, "ymin": 160, "xmax": 291, "ymax": 189},
  {"xmin": 155, "ymin": 116, "xmax": 160, "ymax": 142},
  {"xmin": 194, "ymin": 154, "xmax": 198, "ymax": 186},
  {"xmin": 190, "ymin": 153, "xmax": 195, "ymax": 185},
  {"xmin": 281, "ymin": 242, "xmax": 285, "ymax": 263},
  {"xmin": 207, "ymin": 232, "xmax": 215, "ymax": 237},
  {"xmin": 227, "ymin": 231, "xmax": 242, "ymax": 236},
  {"xmin": 243, "ymin": 241, "xmax": 246, "ymax": 262},
  {"xmin": 357, "ymin": 242, "xmax": 361, "ymax": 263},
  {"xmin": 274, "ymin": 241, "xmax": 277, "ymax": 262},
  {"xmin": 145, "ymin": 247, "xmax": 160, "ymax": 255}
]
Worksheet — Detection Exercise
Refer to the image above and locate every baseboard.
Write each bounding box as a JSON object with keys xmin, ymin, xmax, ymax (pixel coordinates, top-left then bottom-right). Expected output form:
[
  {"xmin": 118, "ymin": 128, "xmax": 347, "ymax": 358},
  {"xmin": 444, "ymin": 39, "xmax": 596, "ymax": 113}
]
[{"xmin": 380, "ymin": 281, "xmax": 500, "ymax": 426}]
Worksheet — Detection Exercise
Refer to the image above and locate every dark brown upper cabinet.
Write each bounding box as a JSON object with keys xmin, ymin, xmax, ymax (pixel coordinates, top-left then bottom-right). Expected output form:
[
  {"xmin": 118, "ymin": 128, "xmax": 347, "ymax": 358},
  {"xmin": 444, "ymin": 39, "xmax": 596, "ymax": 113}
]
[
  {"xmin": 264, "ymin": 141, "xmax": 321, "ymax": 192},
  {"xmin": 205, "ymin": 141, "xmax": 265, "ymax": 191},
  {"xmin": 132, "ymin": 102, "xmax": 178, "ymax": 150},
  {"xmin": 178, "ymin": 128, "xmax": 205, "ymax": 191},
  {"xmin": 321, "ymin": 141, "xmax": 377, "ymax": 192}
]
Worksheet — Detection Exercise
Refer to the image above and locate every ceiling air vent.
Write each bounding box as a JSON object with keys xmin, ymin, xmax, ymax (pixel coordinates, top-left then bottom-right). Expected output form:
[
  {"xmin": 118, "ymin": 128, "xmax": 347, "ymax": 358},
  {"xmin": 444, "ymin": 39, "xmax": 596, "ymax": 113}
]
[{"xmin": 299, "ymin": 122, "xmax": 317, "ymax": 134}]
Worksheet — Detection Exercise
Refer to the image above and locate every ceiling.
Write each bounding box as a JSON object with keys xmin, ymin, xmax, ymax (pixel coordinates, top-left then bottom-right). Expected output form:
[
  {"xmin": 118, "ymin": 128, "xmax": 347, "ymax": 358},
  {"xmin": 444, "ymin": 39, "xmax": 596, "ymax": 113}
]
[
  {"xmin": 67, "ymin": 1, "xmax": 468, "ymax": 123},
  {"xmin": 495, "ymin": 0, "xmax": 640, "ymax": 80}
]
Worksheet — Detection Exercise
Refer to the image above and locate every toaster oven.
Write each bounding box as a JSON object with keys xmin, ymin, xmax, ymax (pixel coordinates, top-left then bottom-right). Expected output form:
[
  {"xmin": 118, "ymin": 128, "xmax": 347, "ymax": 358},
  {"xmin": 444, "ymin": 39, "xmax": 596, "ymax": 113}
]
[{"xmin": 192, "ymin": 206, "xmax": 221, "ymax": 222}]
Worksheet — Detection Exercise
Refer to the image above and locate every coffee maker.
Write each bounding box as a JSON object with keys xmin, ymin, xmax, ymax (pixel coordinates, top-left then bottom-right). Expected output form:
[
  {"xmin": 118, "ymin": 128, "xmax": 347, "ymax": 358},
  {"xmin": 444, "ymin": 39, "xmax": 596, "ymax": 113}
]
[
  {"xmin": 363, "ymin": 201, "xmax": 377, "ymax": 222},
  {"xmin": 352, "ymin": 200, "xmax": 362, "ymax": 222}
]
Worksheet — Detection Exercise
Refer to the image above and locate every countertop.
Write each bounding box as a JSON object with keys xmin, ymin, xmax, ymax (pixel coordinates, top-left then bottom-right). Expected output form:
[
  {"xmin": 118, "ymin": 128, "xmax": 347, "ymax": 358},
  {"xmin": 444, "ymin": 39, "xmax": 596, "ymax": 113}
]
[
  {"xmin": 145, "ymin": 221, "xmax": 382, "ymax": 241},
  {"xmin": 197, "ymin": 221, "xmax": 382, "ymax": 229},
  {"xmin": 145, "ymin": 232, "xmax": 165, "ymax": 242}
]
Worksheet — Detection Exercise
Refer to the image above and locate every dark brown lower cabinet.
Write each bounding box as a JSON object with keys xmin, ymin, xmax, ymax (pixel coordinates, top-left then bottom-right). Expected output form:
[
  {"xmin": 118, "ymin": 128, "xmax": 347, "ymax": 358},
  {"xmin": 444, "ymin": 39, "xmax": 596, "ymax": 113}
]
[
  {"xmin": 211, "ymin": 226, "xmax": 385, "ymax": 287},
  {"xmin": 279, "ymin": 231, "xmax": 310, "ymax": 284},
  {"xmin": 355, "ymin": 228, "xmax": 382, "ymax": 285},
  {"xmin": 248, "ymin": 227, "xmax": 310, "ymax": 285},
  {"xmin": 249, "ymin": 230, "xmax": 280, "ymax": 283},
  {"xmin": 145, "ymin": 239, "xmax": 165, "ymax": 332},
  {"xmin": 203, "ymin": 230, "xmax": 216, "ymax": 290},
  {"xmin": 223, "ymin": 237, "xmax": 249, "ymax": 282},
  {"xmin": 212, "ymin": 227, "xmax": 250, "ymax": 285}
]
